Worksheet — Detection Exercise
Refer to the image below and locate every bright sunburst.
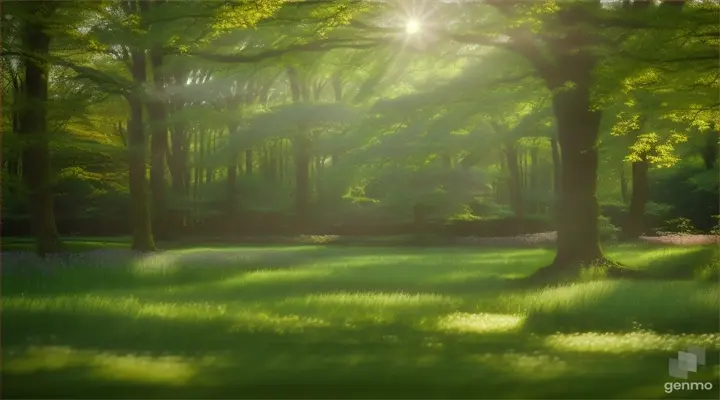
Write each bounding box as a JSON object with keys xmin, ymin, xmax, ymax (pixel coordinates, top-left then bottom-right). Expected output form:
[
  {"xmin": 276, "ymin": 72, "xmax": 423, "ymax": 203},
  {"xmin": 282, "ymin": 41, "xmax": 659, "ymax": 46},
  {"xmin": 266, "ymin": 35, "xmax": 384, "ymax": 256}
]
[{"xmin": 405, "ymin": 18, "xmax": 421, "ymax": 35}]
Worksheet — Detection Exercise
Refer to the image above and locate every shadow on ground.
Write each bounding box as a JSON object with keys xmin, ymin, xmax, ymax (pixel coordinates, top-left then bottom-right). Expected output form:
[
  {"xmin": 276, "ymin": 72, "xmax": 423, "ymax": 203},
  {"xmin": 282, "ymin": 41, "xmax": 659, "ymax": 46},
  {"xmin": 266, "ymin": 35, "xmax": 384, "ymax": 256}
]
[{"xmin": 2, "ymin": 244, "xmax": 718, "ymax": 399}]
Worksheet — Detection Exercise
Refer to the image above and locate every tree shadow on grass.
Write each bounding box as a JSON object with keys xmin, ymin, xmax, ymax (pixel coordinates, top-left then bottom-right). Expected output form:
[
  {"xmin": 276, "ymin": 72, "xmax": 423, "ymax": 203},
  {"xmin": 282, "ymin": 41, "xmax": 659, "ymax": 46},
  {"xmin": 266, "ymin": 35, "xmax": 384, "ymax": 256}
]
[
  {"xmin": 519, "ymin": 279, "xmax": 719, "ymax": 335},
  {"xmin": 2, "ymin": 305, "xmax": 706, "ymax": 399},
  {"xmin": 1, "ymin": 246, "xmax": 369, "ymax": 297},
  {"xmin": 639, "ymin": 246, "xmax": 718, "ymax": 280}
]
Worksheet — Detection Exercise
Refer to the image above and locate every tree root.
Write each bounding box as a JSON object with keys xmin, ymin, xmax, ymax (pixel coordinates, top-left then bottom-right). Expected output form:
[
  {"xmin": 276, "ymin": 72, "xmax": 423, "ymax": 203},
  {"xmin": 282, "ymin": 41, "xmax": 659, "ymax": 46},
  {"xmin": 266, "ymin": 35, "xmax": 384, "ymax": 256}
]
[{"xmin": 524, "ymin": 257, "xmax": 647, "ymax": 286}]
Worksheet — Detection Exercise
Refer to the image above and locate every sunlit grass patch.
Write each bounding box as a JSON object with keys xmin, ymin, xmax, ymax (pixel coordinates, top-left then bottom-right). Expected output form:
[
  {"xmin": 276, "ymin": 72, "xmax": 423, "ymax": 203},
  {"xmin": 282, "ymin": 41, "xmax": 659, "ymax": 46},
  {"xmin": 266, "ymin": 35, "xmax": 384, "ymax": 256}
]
[
  {"xmin": 435, "ymin": 313, "xmax": 524, "ymax": 334},
  {"xmin": 2, "ymin": 244, "xmax": 719, "ymax": 399},
  {"xmin": 268, "ymin": 292, "xmax": 462, "ymax": 326},
  {"xmin": 462, "ymin": 352, "xmax": 569, "ymax": 378},
  {"xmin": 544, "ymin": 332, "xmax": 720, "ymax": 354},
  {"xmin": 4, "ymin": 346, "xmax": 198, "ymax": 385},
  {"xmin": 521, "ymin": 281, "xmax": 719, "ymax": 333}
]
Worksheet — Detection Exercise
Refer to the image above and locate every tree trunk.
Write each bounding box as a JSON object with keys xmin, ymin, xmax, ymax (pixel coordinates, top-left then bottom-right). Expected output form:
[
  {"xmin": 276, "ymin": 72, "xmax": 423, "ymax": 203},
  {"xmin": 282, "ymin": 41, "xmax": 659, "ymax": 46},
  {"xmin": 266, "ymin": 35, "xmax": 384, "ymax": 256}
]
[
  {"xmin": 622, "ymin": 156, "xmax": 649, "ymax": 240},
  {"xmin": 504, "ymin": 142, "xmax": 524, "ymax": 220},
  {"xmin": 148, "ymin": 46, "xmax": 169, "ymax": 240},
  {"xmin": 227, "ymin": 121, "xmax": 239, "ymax": 234},
  {"xmin": 550, "ymin": 133, "xmax": 561, "ymax": 211},
  {"xmin": 619, "ymin": 163, "xmax": 629, "ymax": 205},
  {"xmin": 19, "ymin": 10, "xmax": 63, "ymax": 255},
  {"xmin": 294, "ymin": 135, "xmax": 311, "ymax": 227},
  {"xmin": 205, "ymin": 132, "xmax": 213, "ymax": 184},
  {"xmin": 167, "ymin": 68, "xmax": 189, "ymax": 235},
  {"xmin": 701, "ymin": 131, "xmax": 718, "ymax": 170},
  {"xmin": 127, "ymin": 47, "xmax": 155, "ymax": 252},
  {"xmin": 288, "ymin": 66, "xmax": 311, "ymax": 229},
  {"xmin": 244, "ymin": 149, "xmax": 253, "ymax": 175},
  {"xmin": 529, "ymin": 147, "xmax": 539, "ymax": 214},
  {"xmin": 546, "ymin": 68, "xmax": 605, "ymax": 271}
]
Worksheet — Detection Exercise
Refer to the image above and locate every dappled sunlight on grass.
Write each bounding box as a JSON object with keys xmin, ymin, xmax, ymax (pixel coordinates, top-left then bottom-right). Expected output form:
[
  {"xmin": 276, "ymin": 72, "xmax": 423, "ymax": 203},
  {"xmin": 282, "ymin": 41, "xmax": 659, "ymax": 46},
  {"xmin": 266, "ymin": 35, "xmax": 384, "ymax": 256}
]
[
  {"xmin": 271, "ymin": 292, "xmax": 462, "ymax": 326},
  {"xmin": 3, "ymin": 244, "xmax": 719, "ymax": 399},
  {"xmin": 435, "ymin": 313, "xmax": 524, "ymax": 334},
  {"xmin": 521, "ymin": 280, "xmax": 719, "ymax": 333},
  {"xmin": 544, "ymin": 332, "xmax": 720, "ymax": 354},
  {"xmin": 4, "ymin": 346, "xmax": 198, "ymax": 385},
  {"xmin": 606, "ymin": 245, "xmax": 708, "ymax": 266},
  {"xmin": 463, "ymin": 352, "xmax": 569, "ymax": 379},
  {"xmin": 218, "ymin": 268, "xmax": 334, "ymax": 286},
  {"xmin": 2, "ymin": 295, "xmax": 230, "ymax": 322}
]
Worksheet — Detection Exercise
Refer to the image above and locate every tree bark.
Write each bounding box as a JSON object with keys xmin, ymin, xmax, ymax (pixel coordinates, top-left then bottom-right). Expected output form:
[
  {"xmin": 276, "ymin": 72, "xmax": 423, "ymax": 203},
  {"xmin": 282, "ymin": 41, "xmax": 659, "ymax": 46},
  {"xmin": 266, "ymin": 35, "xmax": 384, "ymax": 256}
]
[
  {"xmin": 167, "ymin": 67, "xmax": 190, "ymax": 234},
  {"xmin": 504, "ymin": 142, "xmax": 524, "ymax": 220},
  {"xmin": 245, "ymin": 149, "xmax": 253, "ymax": 175},
  {"xmin": 147, "ymin": 46, "xmax": 169, "ymax": 240},
  {"xmin": 701, "ymin": 132, "xmax": 718, "ymax": 170},
  {"xmin": 127, "ymin": 47, "xmax": 155, "ymax": 252},
  {"xmin": 18, "ymin": 7, "xmax": 63, "ymax": 255},
  {"xmin": 288, "ymin": 67, "xmax": 311, "ymax": 229},
  {"xmin": 550, "ymin": 133, "xmax": 561, "ymax": 213},
  {"xmin": 622, "ymin": 156, "xmax": 649, "ymax": 240},
  {"xmin": 547, "ymin": 66, "xmax": 605, "ymax": 270},
  {"xmin": 226, "ymin": 121, "xmax": 239, "ymax": 233},
  {"xmin": 619, "ymin": 163, "xmax": 629, "ymax": 205}
]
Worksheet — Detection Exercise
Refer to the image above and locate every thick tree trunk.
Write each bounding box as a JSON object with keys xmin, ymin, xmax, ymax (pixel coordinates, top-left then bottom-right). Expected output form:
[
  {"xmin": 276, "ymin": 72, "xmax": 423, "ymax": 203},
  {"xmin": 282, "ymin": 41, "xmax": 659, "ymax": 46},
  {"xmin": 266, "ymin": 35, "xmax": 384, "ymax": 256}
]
[
  {"xmin": 547, "ymin": 74, "xmax": 605, "ymax": 271},
  {"xmin": 623, "ymin": 157, "xmax": 649, "ymax": 240},
  {"xmin": 127, "ymin": 48, "xmax": 155, "ymax": 252},
  {"xmin": 19, "ymin": 11, "xmax": 63, "ymax": 255},
  {"xmin": 148, "ymin": 46, "xmax": 169, "ymax": 240}
]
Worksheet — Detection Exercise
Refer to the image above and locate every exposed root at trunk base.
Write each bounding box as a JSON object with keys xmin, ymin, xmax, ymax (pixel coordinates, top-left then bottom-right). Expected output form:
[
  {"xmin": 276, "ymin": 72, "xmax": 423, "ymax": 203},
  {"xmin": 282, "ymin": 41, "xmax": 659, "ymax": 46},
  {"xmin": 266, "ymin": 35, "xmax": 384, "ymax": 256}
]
[{"xmin": 525, "ymin": 257, "xmax": 647, "ymax": 286}]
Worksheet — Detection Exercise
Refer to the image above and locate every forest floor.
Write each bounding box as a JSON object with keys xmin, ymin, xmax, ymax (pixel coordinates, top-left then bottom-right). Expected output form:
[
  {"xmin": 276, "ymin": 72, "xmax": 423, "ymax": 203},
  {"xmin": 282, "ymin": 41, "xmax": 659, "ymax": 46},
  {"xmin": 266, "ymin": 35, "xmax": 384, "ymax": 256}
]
[
  {"xmin": 2, "ymin": 232, "xmax": 718, "ymax": 252},
  {"xmin": 1, "ymin": 242, "xmax": 718, "ymax": 399}
]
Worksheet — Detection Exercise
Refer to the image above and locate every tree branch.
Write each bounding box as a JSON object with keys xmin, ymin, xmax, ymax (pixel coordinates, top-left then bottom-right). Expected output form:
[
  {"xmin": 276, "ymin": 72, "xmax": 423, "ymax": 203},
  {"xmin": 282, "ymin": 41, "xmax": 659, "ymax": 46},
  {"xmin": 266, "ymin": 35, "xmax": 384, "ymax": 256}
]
[{"xmin": 190, "ymin": 38, "xmax": 388, "ymax": 63}]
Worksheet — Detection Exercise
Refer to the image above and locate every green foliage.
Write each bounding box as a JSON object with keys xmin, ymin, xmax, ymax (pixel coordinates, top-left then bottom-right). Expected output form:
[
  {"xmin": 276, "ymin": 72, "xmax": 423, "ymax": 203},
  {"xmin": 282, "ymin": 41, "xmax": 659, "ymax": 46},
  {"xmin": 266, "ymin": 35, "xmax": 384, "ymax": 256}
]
[
  {"xmin": 598, "ymin": 215, "xmax": 621, "ymax": 241},
  {"xmin": 711, "ymin": 215, "xmax": 720, "ymax": 236},
  {"xmin": 659, "ymin": 217, "xmax": 701, "ymax": 236}
]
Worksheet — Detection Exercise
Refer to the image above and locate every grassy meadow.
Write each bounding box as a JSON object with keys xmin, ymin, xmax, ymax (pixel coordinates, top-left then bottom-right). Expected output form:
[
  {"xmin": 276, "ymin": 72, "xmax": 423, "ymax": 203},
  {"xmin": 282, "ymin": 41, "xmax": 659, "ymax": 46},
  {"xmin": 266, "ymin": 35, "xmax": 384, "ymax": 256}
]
[{"xmin": 1, "ymin": 240, "xmax": 719, "ymax": 399}]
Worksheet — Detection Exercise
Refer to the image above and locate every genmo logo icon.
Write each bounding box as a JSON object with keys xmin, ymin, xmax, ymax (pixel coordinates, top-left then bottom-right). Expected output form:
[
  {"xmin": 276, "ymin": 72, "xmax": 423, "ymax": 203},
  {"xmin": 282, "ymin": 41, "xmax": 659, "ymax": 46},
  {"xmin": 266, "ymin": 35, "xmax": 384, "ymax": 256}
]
[{"xmin": 664, "ymin": 346, "xmax": 715, "ymax": 394}]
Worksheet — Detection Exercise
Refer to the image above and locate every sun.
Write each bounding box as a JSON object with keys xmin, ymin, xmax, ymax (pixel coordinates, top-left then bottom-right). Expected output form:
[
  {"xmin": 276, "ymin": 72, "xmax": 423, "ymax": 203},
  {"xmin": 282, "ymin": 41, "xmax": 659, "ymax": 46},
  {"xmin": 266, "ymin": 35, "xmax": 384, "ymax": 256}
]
[{"xmin": 405, "ymin": 19, "xmax": 421, "ymax": 35}]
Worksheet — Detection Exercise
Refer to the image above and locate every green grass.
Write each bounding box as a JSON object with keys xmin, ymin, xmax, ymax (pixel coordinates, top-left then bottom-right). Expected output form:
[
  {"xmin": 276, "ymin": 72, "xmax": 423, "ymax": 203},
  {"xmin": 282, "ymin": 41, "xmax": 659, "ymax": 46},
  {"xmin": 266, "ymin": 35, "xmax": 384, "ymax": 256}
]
[{"xmin": 2, "ymin": 241, "xmax": 719, "ymax": 399}]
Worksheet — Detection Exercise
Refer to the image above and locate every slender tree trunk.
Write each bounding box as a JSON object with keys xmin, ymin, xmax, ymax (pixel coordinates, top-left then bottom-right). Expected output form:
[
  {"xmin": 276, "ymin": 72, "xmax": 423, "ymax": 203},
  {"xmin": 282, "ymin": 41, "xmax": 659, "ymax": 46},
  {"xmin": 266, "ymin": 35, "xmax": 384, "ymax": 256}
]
[
  {"xmin": 622, "ymin": 156, "xmax": 649, "ymax": 240},
  {"xmin": 193, "ymin": 131, "xmax": 201, "ymax": 202},
  {"xmin": 19, "ymin": 9, "xmax": 63, "ymax": 255},
  {"xmin": 205, "ymin": 132, "xmax": 213, "ymax": 184},
  {"xmin": 288, "ymin": 67, "xmax": 311, "ymax": 229},
  {"xmin": 314, "ymin": 155, "xmax": 323, "ymax": 202},
  {"xmin": 529, "ymin": 147, "xmax": 539, "ymax": 214},
  {"xmin": 167, "ymin": 67, "xmax": 189, "ymax": 234},
  {"xmin": 148, "ymin": 46, "xmax": 169, "ymax": 240},
  {"xmin": 331, "ymin": 71, "xmax": 343, "ymax": 102},
  {"xmin": 619, "ymin": 163, "xmax": 628, "ymax": 205},
  {"xmin": 127, "ymin": 47, "xmax": 155, "ymax": 252},
  {"xmin": 701, "ymin": 131, "xmax": 718, "ymax": 170},
  {"xmin": 550, "ymin": 133, "xmax": 561, "ymax": 211},
  {"xmin": 245, "ymin": 149, "xmax": 253, "ymax": 175},
  {"xmin": 227, "ymin": 121, "xmax": 239, "ymax": 233},
  {"xmin": 505, "ymin": 142, "xmax": 524, "ymax": 220}
]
